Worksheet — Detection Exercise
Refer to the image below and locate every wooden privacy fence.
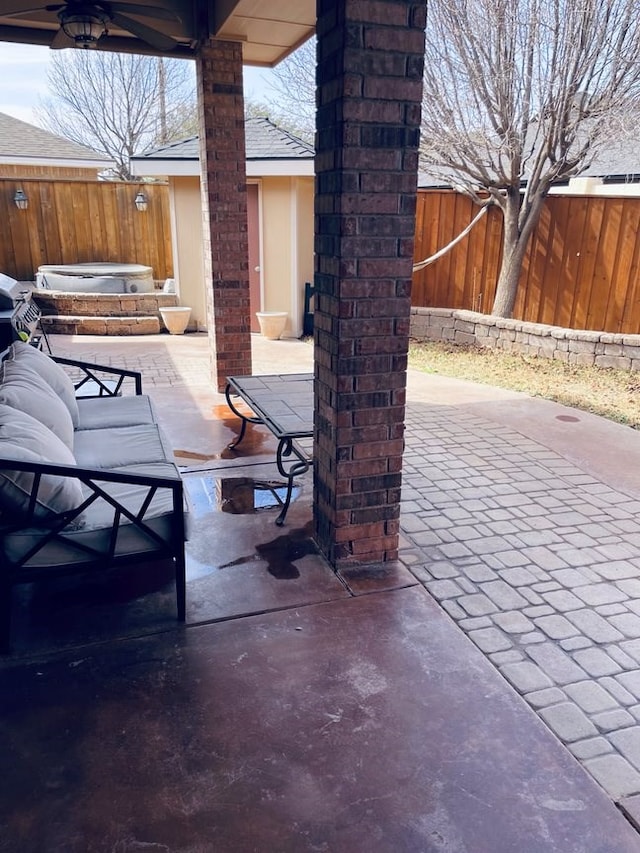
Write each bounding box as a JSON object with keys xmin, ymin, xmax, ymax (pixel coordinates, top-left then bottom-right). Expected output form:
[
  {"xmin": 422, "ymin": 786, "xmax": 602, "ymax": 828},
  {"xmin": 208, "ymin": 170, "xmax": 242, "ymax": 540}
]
[
  {"xmin": 5, "ymin": 178, "xmax": 639, "ymax": 335},
  {"xmin": 0, "ymin": 178, "xmax": 173, "ymax": 282},
  {"xmin": 412, "ymin": 190, "xmax": 640, "ymax": 335}
]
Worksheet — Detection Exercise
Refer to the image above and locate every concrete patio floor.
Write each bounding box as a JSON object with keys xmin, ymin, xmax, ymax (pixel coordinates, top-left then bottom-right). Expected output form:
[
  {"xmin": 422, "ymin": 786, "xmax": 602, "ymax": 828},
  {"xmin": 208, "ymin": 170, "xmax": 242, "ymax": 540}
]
[{"xmin": 3, "ymin": 331, "xmax": 640, "ymax": 851}]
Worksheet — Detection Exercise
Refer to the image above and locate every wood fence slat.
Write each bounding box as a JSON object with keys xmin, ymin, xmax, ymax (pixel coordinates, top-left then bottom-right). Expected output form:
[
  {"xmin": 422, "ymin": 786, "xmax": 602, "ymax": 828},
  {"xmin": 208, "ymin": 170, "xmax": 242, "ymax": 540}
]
[
  {"xmin": 453, "ymin": 194, "xmax": 471, "ymax": 308},
  {"xmin": 606, "ymin": 202, "xmax": 639, "ymax": 333},
  {"xmin": 620, "ymin": 206, "xmax": 640, "ymax": 335},
  {"xmin": 570, "ymin": 196, "xmax": 601, "ymax": 330},
  {"xmin": 412, "ymin": 191, "xmax": 427, "ymax": 304},
  {"xmin": 480, "ymin": 207, "xmax": 501, "ymax": 313},
  {"xmin": 588, "ymin": 199, "xmax": 621, "ymax": 329},
  {"xmin": 39, "ymin": 183, "xmax": 63, "ymax": 272},
  {"xmin": 543, "ymin": 196, "xmax": 580, "ymax": 327},
  {"xmin": 566, "ymin": 196, "xmax": 591, "ymax": 329}
]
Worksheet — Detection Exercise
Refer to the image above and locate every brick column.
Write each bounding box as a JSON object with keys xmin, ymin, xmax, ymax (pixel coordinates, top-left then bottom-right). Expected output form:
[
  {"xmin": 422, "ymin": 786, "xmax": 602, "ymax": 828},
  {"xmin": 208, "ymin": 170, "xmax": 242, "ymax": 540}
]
[
  {"xmin": 314, "ymin": 0, "xmax": 426, "ymax": 567},
  {"xmin": 196, "ymin": 39, "xmax": 252, "ymax": 391}
]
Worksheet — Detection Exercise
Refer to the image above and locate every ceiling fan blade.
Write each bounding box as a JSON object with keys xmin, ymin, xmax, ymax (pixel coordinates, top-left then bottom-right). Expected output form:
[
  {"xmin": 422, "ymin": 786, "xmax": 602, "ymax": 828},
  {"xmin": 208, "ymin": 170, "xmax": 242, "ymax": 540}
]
[
  {"xmin": 50, "ymin": 25, "xmax": 74, "ymax": 47},
  {"xmin": 109, "ymin": 3, "xmax": 180, "ymax": 22},
  {"xmin": 110, "ymin": 10, "xmax": 177, "ymax": 49},
  {"xmin": 0, "ymin": 3, "xmax": 63, "ymax": 16}
]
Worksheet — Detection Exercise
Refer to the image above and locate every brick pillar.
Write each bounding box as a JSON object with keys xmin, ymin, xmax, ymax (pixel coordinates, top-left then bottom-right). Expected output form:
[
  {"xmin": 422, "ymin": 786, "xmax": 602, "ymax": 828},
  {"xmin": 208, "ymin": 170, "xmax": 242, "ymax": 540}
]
[
  {"xmin": 314, "ymin": 0, "xmax": 426, "ymax": 567},
  {"xmin": 196, "ymin": 39, "xmax": 252, "ymax": 392}
]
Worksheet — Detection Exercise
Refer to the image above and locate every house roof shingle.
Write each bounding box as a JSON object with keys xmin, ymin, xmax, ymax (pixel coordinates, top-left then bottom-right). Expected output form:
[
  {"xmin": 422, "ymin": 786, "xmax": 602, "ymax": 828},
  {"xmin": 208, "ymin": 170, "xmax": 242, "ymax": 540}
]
[
  {"xmin": 0, "ymin": 112, "xmax": 110, "ymax": 164},
  {"xmin": 419, "ymin": 124, "xmax": 640, "ymax": 189},
  {"xmin": 134, "ymin": 116, "xmax": 314, "ymax": 163}
]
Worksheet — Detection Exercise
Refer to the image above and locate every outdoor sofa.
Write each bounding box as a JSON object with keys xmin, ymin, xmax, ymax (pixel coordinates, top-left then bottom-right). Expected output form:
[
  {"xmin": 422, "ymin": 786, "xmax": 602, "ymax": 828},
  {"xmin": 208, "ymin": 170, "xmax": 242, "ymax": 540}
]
[{"xmin": 0, "ymin": 341, "xmax": 187, "ymax": 651}]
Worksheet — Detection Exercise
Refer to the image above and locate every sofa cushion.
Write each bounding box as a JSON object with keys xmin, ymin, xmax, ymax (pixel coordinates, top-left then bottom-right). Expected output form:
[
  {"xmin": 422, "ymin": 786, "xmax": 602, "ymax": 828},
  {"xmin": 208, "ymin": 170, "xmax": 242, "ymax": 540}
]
[
  {"xmin": 0, "ymin": 357, "xmax": 75, "ymax": 449},
  {"xmin": 76, "ymin": 394, "xmax": 156, "ymax": 431},
  {"xmin": 10, "ymin": 342, "xmax": 80, "ymax": 427},
  {"xmin": 0, "ymin": 404, "xmax": 83, "ymax": 520},
  {"xmin": 73, "ymin": 422, "xmax": 174, "ymax": 469}
]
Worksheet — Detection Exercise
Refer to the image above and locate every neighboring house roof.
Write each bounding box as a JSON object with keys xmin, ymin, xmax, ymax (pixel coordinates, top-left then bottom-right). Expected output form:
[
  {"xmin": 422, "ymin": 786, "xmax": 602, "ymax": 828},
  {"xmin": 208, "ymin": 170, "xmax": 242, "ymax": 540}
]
[
  {"xmin": 417, "ymin": 166, "xmax": 464, "ymax": 190},
  {"xmin": 0, "ymin": 112, "xmax": 112, "ymax": 170},
  {"xmin": 578, "ymin": 135, "xmax": 640, "ymax": 182},
  {"xmin": 419, "ymin": 124, "xmax": 640, "ymax": 190},
  {"xmin": 131, "ymin": 117, "xmax": 314, "ymax": 178}
]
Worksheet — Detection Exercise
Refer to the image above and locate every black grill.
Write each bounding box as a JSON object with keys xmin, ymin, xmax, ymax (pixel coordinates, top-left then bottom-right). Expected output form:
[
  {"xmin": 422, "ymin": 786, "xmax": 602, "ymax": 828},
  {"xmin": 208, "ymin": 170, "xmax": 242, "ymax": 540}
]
[{"xmin": 0, "ymin": 275, "xmax": 43, "ymax": 351}]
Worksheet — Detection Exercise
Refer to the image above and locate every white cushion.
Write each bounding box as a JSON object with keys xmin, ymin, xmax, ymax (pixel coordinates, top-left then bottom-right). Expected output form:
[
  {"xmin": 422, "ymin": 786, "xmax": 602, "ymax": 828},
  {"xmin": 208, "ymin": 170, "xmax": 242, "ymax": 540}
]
[
  {"xmin": 0, "ymin": 356, "xmax": 75, "ymax": 449},
  {"xmin": 0, "ymin": 404, "xmax": 83, "ymax": 519},
  {"xmin": 9, "ymin": 342, "xmax": 79, "ymax": 427}
]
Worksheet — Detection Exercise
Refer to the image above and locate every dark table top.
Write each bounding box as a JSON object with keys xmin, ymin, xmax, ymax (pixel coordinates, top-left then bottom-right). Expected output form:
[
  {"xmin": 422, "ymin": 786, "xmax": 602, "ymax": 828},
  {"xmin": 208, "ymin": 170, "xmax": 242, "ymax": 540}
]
[{"xmin": 226, "ymin": 373, "xmax": 314, "ymax": 440}]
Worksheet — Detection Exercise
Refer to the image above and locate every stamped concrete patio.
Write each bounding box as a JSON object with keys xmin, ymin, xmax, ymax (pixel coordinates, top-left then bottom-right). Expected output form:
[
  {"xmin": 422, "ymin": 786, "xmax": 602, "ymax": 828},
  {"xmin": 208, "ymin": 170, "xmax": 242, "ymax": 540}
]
[{"xmin": 3, "ymin": 331, "xmax": 640, "ymax": 851}]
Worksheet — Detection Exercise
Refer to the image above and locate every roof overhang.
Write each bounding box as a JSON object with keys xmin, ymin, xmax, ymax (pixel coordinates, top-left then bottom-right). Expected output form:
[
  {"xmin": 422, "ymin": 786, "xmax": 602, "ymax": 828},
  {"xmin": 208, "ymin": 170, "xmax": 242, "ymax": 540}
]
[
  {"xmin": 212, "ymin": 0, "xmax": 315, "ymax": 66},
  {"xmin": 1, "ymin": 154, "xmax": 113, "ymax": 169},
  {"xmin": 130, "ymin": 156, "xmax": 314, "ymax": 177},
  {"xmin": 0, "ymin": 0, "xmax": 315, "ymax": 64}
]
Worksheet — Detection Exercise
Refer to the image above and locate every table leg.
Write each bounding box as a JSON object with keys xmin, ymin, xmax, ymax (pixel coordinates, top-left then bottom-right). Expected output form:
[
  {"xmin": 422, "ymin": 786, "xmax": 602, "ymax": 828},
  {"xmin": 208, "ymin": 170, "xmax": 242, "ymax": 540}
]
[
  {"xmin": 275, "ymin": 438, "xmax": 311, "ymax": 526},
  {"xmin": 225, "ymin": 383, "xmax": 264, "ymax": 450}
]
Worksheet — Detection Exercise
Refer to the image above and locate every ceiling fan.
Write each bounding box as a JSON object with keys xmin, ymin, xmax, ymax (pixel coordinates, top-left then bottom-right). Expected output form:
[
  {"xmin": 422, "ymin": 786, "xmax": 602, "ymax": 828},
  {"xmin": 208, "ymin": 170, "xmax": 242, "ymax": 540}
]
[{"xmin": 1, "ymin": 0, "xmax": 181, "ymax": 50}]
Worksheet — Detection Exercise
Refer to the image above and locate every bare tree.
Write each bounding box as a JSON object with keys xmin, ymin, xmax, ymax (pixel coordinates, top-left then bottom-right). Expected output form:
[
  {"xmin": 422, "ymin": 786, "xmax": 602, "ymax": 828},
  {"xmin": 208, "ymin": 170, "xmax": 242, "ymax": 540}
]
[
  {"xmin": 244, "ymin": 98, "xmax": 271, "ymax": 120},
  {"xmin": 37, "ymin": 52, "xmax": 196, "ymax": 179},
  {"xmin": 262, "ymin": 38, "xmax": 315, "ymax": 142},
  {"xmin": 421, "ymin": 0, "xmax": 640, "ymax": 317}
]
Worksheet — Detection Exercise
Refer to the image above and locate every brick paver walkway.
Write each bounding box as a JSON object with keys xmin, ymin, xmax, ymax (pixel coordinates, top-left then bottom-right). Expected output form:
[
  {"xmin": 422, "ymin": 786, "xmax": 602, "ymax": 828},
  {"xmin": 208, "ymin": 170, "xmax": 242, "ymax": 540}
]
[{"xmin": 400, "ymin": 402, "xmax": 640, "ymax": 800}]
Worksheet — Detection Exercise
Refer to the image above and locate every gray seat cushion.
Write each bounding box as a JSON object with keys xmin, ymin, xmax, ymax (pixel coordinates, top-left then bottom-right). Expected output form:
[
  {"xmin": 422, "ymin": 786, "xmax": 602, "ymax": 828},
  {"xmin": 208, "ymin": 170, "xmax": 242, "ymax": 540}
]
[
  {"xmin": 76, "ymin": 395, "xmax": 156, "ymax": 431},
  {"xmin": 73, "ymin": 422, "xmax": 174, "ymax": 469}
]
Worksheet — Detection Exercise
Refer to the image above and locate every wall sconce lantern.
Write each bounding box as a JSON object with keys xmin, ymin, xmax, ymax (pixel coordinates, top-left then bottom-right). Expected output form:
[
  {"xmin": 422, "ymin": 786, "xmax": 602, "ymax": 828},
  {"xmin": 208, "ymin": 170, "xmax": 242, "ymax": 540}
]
[
  {"xmin": 134, "ymin": 191, "xmax": 148, "ymax": 212},
  {"xmin": 13, "ymin": 189, "xmax": 28, "ymax": 210}
]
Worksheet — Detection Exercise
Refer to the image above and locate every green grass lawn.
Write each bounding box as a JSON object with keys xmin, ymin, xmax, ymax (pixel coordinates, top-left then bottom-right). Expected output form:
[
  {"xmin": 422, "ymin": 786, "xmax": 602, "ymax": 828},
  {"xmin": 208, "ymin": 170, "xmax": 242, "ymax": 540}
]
[{"xmin": 408, "ymin": 341, "xmax": 640, "ymax": 430}]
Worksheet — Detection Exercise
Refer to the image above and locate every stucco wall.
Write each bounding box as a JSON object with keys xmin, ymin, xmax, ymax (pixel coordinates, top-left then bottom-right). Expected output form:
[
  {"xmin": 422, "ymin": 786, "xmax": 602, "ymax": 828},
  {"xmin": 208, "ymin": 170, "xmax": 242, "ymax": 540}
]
[
  {"xmin": 168, "ymin": 174, "xmax": 314, "ymax": 337},
  {"xmin": 170, "ymin": 176, "xmax": 207, "ymax": 330},
  {"xmin": 261, "ymin": 176, "xmax": 293, "ymax": 323},
  {"xmin": 411, "ymin": 307, "xmax": 640, "ymax": 371},
  {"xmin": 259, "ymin": 175, "xmax": 315, "ymax": 337},
  {"xmin": 296, "ymin": 177, "xmax": 315, "ymax": 334}
]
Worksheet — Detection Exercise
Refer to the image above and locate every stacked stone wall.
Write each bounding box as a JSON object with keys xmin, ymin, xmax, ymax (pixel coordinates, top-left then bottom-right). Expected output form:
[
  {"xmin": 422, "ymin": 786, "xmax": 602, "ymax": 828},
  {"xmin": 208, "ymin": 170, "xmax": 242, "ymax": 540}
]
[
  {"xmin": 410, "ymin": 308, "xmax": 640, "ymax": 371},
  {"xmin": 34, "ymin": 291, "xmax": 180, "ymax": 336}
]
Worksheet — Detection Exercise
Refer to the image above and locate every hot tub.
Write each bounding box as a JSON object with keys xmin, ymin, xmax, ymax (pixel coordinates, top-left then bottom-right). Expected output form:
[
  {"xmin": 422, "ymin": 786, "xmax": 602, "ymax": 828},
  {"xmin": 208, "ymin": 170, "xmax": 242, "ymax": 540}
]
[{"xmin": 36, "ymin": 263, "xmax": 155, "ymax": 294}]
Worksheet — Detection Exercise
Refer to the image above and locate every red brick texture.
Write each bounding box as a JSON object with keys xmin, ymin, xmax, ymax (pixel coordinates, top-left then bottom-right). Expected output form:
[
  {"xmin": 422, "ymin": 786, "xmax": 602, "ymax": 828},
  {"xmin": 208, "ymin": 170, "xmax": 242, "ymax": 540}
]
[
  {"xmin": 314, "ymin": 0, "xmax": 426, "ymax": 567},
  {"xmin": 196, "ymin": 40, "xmax": 252, "ymax": 391}
]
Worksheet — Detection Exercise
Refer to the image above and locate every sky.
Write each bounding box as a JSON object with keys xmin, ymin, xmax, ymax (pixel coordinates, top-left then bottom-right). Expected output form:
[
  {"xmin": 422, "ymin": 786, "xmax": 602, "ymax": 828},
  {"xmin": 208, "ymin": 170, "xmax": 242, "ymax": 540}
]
[
  {"xmin": 0, "ymin": 43, "xmax": 51, "ymax": 123},
  {"xmin": 0, "ymin": 42, "xmax": 275, "ymax": 125}
]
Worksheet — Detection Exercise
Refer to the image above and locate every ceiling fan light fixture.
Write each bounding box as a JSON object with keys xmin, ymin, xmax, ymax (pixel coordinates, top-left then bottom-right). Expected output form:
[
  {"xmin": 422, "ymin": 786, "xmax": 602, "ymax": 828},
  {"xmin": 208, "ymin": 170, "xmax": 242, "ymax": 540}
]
[{"xmin": 60, "ymin": 8, "xmax": 108, "ymax": 47}]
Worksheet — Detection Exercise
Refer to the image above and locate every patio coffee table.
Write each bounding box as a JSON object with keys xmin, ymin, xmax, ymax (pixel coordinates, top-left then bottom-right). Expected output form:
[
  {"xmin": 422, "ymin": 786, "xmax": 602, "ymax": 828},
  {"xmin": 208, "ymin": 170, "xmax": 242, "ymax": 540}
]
[{"xmin": 224, "ymin": 373, "xmax": 313, "ymax": 525}]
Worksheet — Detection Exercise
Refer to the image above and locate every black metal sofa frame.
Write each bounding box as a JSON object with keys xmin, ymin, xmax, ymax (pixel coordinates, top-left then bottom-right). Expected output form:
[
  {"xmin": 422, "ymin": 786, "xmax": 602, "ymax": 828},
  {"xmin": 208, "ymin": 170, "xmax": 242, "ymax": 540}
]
[{"xmin": 0, "ymin": 355, "xmax": 186, "ymax": 652}]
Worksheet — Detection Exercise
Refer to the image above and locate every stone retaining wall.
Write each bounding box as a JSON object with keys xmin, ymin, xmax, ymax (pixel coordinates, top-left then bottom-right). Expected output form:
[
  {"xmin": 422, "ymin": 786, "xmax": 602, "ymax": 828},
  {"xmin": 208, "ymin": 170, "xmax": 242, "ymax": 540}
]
[
  {"xmin": 34, "ymin": 291, "xmax": 181, "ymax": 336},
  {"xmin": 34, "ymin": 291, "xmax": 178, "ymax": 318},
  {"xmin": 40, "ymin": 315, "xmax": 161, "ymax": 336},
  {"xmin": 410, "ymin": 307, "xmax": 640, "ymax": 371}
]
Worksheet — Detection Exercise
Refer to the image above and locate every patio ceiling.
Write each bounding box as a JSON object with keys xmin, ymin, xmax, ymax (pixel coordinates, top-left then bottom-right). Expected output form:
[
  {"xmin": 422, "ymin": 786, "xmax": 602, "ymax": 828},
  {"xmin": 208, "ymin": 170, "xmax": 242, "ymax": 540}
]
[{"xmin": 0, "ymin": 0, "xmax": 315, "ymax": 63}]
